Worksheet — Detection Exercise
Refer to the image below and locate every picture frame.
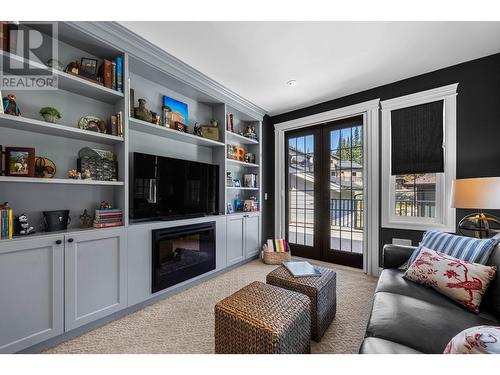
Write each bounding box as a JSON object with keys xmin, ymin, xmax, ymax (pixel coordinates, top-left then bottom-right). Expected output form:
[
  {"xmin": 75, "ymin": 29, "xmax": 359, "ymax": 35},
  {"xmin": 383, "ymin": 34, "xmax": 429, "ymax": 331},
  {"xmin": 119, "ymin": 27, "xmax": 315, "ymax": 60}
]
[
  {"xmin": 80, "ymin": 57, "xmax": 98, "ymax": 78},
  {"xmin": 163, "ymin": 96, "xmax": 189, "ymax": 128},
  {"xmin": 233, "ymin": 178, "xmax": 241, "ymax": 187},
  {"xmin": 244, "ymin": 173, "xmax": 257, "ymax": 188},
  {"xmin": 226, "ymin": 202, "xmax": 234, "ymax": 214},
  {"xmin": 5, "ymin": 147, "xmax": 35, "ymax": 177}
]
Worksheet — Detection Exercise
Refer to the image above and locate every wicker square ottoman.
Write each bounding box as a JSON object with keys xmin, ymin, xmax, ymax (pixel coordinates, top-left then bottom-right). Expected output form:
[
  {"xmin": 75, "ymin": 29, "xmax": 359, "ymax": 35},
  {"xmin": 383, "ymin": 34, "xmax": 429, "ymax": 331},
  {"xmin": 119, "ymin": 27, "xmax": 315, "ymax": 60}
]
[
  {"xmin": 266, "ymin": 265, "xmax": 336, "ymax": 341},
  {"xmin": 214, "ymin": 281, "xmax": 311, "ymax": 354}
]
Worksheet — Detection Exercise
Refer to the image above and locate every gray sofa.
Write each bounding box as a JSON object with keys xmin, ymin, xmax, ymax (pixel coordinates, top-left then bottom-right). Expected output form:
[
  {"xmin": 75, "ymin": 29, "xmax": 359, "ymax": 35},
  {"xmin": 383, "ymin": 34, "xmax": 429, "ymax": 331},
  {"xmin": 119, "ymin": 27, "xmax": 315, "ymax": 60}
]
[{"xmin": 359, "ymin": 242, "xmax": 500, "ymax": 354}]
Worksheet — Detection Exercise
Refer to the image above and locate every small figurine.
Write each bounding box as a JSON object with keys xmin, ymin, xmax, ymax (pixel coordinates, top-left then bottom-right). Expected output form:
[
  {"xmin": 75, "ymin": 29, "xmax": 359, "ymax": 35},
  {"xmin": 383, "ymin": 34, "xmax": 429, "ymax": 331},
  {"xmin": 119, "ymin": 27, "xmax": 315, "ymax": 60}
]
[
  {"xmin": 210, "ymin": 117, "xmax": 219, "ymax": 127},
  {"xmin": 151, "ymin": 112, "xmax": 161, "ymax": 125},
  {"xmin": 46, "ymin": 59, "xmax": 64, "ymax": 71},
  {"xmin": 3, "ymin": 94, "xmax": 21, "ymax": 116},
  {"xmin": 193, "ymin": 122, "xmax": 202, "ymax": 136},
  {"xmin": 68, "ymin": 169, "xmax": 81, "ymax": 179},
  {"xmin": 65, "ymin": 60, "xmax": 80, "ymax": 75},
  {"xmin": 99, "ymin": 201, "xmax": 112, "ymax": 210},
  {"xmin": 134, "ymin": 98, "xmax": 153, "ymax": 123},
  {"xmin": 79, "ymin": 209, "xmax": 92, "ymax": 228},
  {"xmin": 81, "ymin": 168, "xmax": 92, "ymax": 180},
  {"xmin": 243, "ymin": 123, "xmax": 258, "ymax": 140},
  {"xmin": 17, "ymin": 213, "xmax": 34, "ymax": 235}
]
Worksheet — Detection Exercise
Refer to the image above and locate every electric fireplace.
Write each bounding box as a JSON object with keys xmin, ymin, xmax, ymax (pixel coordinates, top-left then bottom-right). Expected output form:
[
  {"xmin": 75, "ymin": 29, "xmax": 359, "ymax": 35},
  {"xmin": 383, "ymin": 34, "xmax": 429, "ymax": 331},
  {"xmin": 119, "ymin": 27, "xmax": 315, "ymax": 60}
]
[{"xmin": 152, "ymin": 222, "xmax": 216, "ymax": 293}]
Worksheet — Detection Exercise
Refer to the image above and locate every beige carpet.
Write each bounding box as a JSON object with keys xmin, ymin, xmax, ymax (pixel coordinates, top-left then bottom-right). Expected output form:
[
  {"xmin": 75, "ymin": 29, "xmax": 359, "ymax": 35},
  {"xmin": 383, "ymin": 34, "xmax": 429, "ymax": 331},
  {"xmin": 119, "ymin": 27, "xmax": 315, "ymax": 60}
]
[{"xmin": 44, "ymin": 258, "xmax": 377, "ymax": 354}]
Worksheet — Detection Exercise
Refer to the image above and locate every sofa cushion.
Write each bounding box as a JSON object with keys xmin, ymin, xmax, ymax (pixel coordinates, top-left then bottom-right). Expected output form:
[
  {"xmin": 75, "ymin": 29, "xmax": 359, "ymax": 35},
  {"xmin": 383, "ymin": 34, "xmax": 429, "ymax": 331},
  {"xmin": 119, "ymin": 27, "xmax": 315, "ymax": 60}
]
[
  {"xmin": 377, "ymin": 269, "xmax": 498, "ymax": 321},
  {"xmin": 365, "ymin": 292, "xmax": 497, "ymax": 353},
  {"xmin": 483, "ymin": 242, "xmax": 500, "ymax": 320},
  {"xmin": 403, "ymin": 248, "xmax": 497, "ymax": 313},
  {"xmin": 408, "ymin": 230, "xmax": 498, "ymax": 266},
  {"xmin": 444, "ymin": 325, "xmax": 500, "ymax": 354},
  {"xmin": 359, "ymin": 337, "xmax": 422, "ymax": 354}
]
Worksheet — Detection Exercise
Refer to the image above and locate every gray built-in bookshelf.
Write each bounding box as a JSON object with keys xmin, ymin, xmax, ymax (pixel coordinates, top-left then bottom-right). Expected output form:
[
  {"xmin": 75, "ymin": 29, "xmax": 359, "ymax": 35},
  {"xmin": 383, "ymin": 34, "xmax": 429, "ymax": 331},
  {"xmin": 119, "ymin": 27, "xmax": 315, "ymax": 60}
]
[{"xmin": 0, "ymin": 21, "xmax": 264, "ymax": 237}]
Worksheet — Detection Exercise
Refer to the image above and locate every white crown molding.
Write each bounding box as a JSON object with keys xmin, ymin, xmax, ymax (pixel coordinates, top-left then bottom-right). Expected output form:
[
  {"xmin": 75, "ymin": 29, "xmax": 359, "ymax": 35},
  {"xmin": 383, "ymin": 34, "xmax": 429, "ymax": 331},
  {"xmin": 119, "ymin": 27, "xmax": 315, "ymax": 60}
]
[
  {"xmin": 66, "ymin": 22, "xmax": 267, "ymax": 120},
  {"xmin": 380, "ymin": 83, "xmax": 459, "ymax": 110},
  {"xmin": 274, "ymin": 99, "xmax": 380, "ymax": 131}
]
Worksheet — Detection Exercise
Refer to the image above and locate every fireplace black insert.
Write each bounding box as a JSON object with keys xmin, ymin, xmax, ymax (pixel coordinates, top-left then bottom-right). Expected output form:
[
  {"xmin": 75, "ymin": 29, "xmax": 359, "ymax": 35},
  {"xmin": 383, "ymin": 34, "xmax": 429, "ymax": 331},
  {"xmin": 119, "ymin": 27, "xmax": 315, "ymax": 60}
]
[{"xmin": 152, "ymin": 222, "xmax": 216, "ymax": 293}]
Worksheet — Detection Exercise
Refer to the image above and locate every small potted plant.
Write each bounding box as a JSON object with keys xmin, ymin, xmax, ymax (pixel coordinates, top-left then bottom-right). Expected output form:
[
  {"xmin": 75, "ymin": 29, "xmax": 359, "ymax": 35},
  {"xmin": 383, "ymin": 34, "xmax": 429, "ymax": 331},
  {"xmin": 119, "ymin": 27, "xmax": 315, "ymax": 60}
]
[
  {"xmin": 39, "ymin": 107, "xmax": 62, "ymax": 123},
  {"xmin": 210, "ymin": 117, "xmax": 219, "ymax": 127}
]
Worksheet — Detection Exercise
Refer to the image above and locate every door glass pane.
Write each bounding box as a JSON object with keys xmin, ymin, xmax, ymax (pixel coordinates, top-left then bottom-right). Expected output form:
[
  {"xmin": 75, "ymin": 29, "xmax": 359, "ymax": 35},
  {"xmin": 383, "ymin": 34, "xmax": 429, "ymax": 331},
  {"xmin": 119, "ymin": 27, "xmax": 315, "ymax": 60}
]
[
  {"xmin": 288, "ymin": 134, "xmax": 314, "ymax": 246},
  {"xmin": 330, "ymin": 123, "xmax": 363, "ymax": 254}
]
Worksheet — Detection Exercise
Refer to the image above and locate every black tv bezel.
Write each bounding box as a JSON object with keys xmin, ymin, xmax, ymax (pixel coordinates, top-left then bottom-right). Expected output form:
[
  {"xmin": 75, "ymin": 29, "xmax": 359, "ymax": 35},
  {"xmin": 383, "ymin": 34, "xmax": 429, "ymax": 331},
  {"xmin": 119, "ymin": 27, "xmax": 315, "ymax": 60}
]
[{"xmin": 131, "ymin": 152, "xmax": 220, "ymax": 222}]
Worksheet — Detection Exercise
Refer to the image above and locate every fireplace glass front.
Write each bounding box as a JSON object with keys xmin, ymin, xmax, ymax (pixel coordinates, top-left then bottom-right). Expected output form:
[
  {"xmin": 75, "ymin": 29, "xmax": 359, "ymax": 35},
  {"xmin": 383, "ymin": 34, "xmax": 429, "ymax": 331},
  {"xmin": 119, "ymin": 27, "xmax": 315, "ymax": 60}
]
[{"xmin": 152, "ymin": 222, "xmax": 216, "ymax": 293}]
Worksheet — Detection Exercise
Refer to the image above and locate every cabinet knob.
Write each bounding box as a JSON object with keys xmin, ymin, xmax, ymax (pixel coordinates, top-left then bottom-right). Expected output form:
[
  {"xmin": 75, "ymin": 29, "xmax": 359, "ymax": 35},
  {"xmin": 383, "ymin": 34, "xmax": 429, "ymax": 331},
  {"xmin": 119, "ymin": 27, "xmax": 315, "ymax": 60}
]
[
  {"xmin": 55, "ymin": 239, "xmax": 62, "ymax": 245},
  {"xmin": 67, "ymin": 238, "xmax": 74, "ymax": 243}
]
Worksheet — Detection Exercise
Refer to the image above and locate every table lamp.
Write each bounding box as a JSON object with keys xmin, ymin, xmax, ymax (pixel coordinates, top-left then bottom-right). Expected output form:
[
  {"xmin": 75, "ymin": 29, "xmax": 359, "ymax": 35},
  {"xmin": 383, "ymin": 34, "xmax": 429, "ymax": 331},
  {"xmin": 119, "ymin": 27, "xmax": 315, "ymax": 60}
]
[{"xmin": 451, "ymin": 177, "xmax": 500, "ymax": 238}]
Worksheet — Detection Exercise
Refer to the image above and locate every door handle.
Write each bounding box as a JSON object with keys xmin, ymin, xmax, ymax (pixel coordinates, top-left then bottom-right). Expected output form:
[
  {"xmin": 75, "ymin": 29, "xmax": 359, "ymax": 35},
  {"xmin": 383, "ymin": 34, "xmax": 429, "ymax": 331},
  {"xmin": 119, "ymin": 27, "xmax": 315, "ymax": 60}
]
[
  {"xmin": 67, "ymin": 238, "xmax": 74, "ymax": 243},
  {"xmin": 55, "ymin": 239, "xmax": 62, "ymax": 245}
]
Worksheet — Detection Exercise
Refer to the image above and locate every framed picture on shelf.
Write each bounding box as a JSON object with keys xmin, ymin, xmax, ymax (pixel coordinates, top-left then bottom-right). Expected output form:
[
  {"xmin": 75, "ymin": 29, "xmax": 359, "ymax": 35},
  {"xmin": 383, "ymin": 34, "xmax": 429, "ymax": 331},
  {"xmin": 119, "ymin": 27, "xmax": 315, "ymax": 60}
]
[
  {"xmin": 80, "ymin": 57, "xmax": 98, "ymax": 79},
  {"xmin": 5, "ymin": 147, "xmax": 35, "ymax": 177},
  {"xmin": 244, "ymin": 174, "xmax": 257, "ymax": 188},
  {"xmin": 233, "ymin": 179, "xmax": 241, "ymax": 187},
  {"xmin": 227, "ymin": 202, "xmax": 234, "ymax": 214},
  {"xmin": 163, "ymin": 96, "xmax": 188, "ymax": 128}
]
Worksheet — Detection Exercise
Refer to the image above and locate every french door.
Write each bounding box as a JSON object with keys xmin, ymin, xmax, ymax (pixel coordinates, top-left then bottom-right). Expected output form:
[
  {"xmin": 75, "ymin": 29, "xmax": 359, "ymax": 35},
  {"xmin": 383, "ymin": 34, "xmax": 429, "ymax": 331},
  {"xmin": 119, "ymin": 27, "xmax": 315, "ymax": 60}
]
[{"xmin": 285, "ymin": 115, "xmax": 364, "ymax": 268}]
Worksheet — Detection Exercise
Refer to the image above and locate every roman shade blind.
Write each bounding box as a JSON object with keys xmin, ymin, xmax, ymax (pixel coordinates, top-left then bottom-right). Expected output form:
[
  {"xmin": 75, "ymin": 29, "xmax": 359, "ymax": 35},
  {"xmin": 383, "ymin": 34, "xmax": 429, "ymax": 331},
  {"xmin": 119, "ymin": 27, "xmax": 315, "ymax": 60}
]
[{"xmin": 391, "ymin": 100, "xmax": 444, "ymax": 175}]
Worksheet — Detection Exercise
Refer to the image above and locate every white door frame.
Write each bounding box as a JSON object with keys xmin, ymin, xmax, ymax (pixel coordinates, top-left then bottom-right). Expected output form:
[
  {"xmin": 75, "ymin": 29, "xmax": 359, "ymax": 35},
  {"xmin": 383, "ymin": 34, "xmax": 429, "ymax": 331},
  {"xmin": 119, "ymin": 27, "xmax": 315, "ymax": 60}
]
[{"xmin": 274, "ymin": 99, "xmax": 380, "ymax": 275}]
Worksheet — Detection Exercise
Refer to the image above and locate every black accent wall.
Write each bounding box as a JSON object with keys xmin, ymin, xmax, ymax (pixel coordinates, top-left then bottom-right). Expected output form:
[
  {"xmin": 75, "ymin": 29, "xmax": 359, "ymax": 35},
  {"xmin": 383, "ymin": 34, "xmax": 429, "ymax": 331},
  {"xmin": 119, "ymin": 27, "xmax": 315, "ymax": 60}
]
[{"xmin": 262, "ymin": 52, "xmax": 500, "ymax": 259}]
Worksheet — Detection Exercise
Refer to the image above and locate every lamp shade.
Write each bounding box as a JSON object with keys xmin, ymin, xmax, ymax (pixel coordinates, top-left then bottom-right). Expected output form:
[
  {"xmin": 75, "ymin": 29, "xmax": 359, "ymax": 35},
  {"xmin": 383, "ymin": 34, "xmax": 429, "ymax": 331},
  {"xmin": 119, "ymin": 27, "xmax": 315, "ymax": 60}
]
[{"xmin": 451, "ymin": 177, "xmax": 500, "ymax": 209}]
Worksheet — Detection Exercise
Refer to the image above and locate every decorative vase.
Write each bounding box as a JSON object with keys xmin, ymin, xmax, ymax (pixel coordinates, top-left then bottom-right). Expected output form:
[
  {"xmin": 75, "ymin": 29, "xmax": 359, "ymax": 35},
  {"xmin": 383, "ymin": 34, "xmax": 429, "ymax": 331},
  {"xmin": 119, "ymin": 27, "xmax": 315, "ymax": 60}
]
[{"xmin": 42, "ymin": 114, "xmax": 59, "ymax": 123}]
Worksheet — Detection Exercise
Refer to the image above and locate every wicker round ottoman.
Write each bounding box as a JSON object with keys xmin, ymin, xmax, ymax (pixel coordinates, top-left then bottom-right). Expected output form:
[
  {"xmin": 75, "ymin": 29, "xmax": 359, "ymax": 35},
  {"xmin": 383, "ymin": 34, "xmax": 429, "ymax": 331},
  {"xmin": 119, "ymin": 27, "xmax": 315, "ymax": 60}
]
[
  {"xmin": 214, "ymin": 281, "xmax": 311, "ymax": 354},
  {"xmin": 266, "ymin": 265, "xmax": 336, "ymax": 341}
]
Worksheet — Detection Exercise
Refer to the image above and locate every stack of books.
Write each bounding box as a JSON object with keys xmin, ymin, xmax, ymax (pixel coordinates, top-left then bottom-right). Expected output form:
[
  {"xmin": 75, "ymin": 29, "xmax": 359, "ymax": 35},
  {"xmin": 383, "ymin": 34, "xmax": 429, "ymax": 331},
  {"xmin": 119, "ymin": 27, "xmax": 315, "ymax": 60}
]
[
  {"xmin": 109, "ymin": 111, "xmax": 124, "ymax": 137},
  {"xmin": 99, "ymin": 56, "xmax": 123, "ymax": 92},
  {"xmin": 0, "ymin": 203, "xmax": 13, "ymax": 239},
  {"xmin": 93, "ymin": 208, "xmax": 123, "ymax": 229}
]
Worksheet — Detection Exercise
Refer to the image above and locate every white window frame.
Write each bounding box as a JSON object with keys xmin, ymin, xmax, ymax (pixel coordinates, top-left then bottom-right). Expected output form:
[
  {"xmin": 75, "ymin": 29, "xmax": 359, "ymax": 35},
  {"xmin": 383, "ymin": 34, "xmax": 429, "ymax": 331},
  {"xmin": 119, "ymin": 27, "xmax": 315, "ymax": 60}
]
[
  {"xmin": 274, "ymin": 99, "xmax": 380, "ymax": 276},
  {"xmin": 380, "ymin": 83, "xmax": 458, "ymax": 232}
]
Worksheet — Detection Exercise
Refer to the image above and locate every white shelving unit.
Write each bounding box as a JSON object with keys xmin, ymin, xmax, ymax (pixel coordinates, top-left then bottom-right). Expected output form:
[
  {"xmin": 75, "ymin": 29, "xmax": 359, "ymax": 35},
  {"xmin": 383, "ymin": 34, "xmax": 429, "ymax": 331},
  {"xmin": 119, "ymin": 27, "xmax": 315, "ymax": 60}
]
[
  {"xmin": 0, "ymin": 113, "xmax": 124, "ymax": 145},
  {"xmin": 0, "ymin": 51, "xmax": 124, "ymax": 104},
  {"xmin": 129, "ymin": 117, "xmax": 225, "ymax": 147},
  {"xmin": 226, "ymin": 158, "xmax": 260, "ymax": 168},
  {"xmin": 226, "ymin": 131, "xmax": 259, "ymax": 145},
  {"xmin": 0, "ymin": 176, "xmax": 124, "ymax": 186}
]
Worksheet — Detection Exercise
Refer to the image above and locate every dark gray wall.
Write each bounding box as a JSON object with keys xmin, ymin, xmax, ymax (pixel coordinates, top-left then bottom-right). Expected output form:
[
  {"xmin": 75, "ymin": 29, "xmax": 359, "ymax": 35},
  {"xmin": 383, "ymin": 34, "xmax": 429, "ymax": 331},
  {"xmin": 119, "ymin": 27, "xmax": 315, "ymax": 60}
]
[{"xmin": 262, "ymin": 52, "xmax": 500, "ymax": 257}]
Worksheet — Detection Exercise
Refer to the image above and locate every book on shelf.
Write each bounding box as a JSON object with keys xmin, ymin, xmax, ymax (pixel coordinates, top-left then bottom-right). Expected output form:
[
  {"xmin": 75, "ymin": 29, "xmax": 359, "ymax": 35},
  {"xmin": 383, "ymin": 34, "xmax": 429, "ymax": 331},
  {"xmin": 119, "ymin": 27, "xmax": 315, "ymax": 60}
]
[
  {"xmin": 115, "ymin": 56, "xmax": 123, "ymax": 93},
  {"xmin": 101, "ymin": 59, "xmax": 113, "ymax": 89},
  {"xmin": 0, "ymin": 22, "xmax": 9, "ymax": 52},
  {"xmin": 0, "ymin": 203, "xmax": 13, "ymax": 240},
  {"xmin": 117, "ymin": 111, "xmax": 123, "ymax": 137},
  {"xmin": 111, "ymin": 60, "xmax": 117, "ymax": 91},
  {"xmin": 129, "ymin": 87, "xmax": 135, "ymax": 117},
  {"xmin": 93, "ymin": 221, "xmax": 123, "ymax": 229},
  {"xmin": 109, "ymin": 115, "xmax": 117, "ymax": 136}
]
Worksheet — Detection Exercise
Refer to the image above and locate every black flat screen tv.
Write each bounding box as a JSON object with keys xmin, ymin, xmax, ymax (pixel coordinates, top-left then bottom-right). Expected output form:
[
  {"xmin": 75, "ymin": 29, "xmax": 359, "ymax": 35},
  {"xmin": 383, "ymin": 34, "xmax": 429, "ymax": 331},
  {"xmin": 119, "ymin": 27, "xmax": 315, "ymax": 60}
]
[{"xmin": 131, "ymin": 152, "xmax": 219, "ymax": 221}]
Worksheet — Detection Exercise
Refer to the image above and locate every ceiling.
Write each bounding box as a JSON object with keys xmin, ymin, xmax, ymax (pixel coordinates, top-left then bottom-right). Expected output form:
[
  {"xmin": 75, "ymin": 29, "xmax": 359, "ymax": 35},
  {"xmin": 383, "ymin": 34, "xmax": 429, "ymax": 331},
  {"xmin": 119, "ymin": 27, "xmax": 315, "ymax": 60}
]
[{"xmin": 120, "ymin": 22, "xmax": 500, "ymax": 116}]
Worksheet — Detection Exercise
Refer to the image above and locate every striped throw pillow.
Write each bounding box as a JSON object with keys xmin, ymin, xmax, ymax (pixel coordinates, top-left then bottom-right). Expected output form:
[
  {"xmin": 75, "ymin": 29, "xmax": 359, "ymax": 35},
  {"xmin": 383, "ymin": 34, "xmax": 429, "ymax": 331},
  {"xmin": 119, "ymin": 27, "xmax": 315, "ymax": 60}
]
[{"xmin": 407, "ymin": 230, "xmax": 498, "ymax": 266}]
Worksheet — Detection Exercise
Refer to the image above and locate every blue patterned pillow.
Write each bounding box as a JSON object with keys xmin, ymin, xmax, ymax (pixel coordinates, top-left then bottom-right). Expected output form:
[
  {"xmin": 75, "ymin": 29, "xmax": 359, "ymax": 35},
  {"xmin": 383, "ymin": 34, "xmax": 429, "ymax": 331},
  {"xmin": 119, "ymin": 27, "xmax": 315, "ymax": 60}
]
[{"xmin": 408, "ymin": 230, "xmax": 498, "ymax": 266}]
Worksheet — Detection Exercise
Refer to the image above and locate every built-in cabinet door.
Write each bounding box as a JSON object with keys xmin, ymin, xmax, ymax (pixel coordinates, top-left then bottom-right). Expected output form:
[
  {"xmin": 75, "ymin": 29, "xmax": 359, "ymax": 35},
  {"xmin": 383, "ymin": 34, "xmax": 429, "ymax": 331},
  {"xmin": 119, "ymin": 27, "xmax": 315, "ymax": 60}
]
[
  {"xmin": 226, "ymin": 215, "xmax": 245, "ymax": 266},
  {"xmin": 244, "ymin": 213, "xmax": 261, "ymax": 258},
  {"xmin": 65, "ymin": 228, "xmax": 127, "ymax": 331},
  {"xmin": 0, "ymin": 235, "xmax": 64, "ymax": 353}
]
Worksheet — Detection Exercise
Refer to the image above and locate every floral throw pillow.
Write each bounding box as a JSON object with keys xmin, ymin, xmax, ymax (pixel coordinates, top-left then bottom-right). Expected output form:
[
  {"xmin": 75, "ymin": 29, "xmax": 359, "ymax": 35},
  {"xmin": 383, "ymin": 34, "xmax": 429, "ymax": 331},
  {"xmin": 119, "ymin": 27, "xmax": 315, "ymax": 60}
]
[
  {"xmin": 403, "ymin": 247, "xmax": 497, "ymax": 313},
  {"xmin": 444, "ymin": 326, "xmax": 500, "ymax": 354}
]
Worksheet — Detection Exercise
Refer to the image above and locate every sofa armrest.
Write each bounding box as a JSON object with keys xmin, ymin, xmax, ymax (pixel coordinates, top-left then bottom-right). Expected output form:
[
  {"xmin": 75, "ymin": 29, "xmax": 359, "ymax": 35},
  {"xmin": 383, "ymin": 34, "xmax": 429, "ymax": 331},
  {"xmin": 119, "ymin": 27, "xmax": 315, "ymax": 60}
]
[{"xmin": 383, "ymin": 244, "xmax": 417, "ymax": 269}]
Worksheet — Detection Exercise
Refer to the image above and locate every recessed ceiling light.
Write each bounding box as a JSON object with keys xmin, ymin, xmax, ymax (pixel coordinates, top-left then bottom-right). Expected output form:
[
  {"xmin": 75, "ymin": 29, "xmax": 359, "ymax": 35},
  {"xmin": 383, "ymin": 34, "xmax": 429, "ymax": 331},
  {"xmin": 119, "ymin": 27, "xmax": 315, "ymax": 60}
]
[{"xmin": 286, "ymin": 80, "xmax": 297, "ymax": 87}]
